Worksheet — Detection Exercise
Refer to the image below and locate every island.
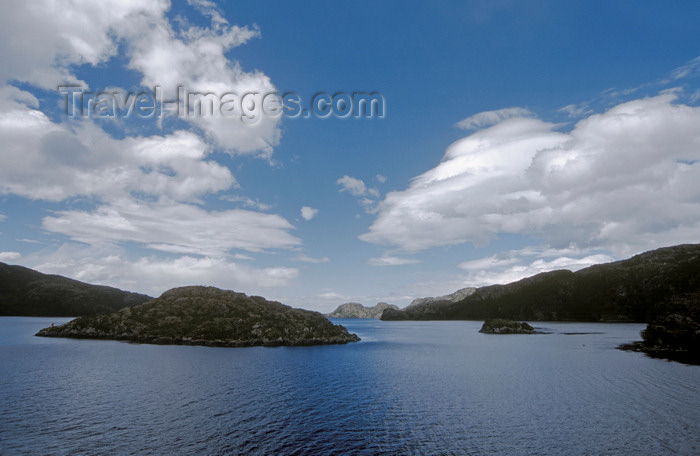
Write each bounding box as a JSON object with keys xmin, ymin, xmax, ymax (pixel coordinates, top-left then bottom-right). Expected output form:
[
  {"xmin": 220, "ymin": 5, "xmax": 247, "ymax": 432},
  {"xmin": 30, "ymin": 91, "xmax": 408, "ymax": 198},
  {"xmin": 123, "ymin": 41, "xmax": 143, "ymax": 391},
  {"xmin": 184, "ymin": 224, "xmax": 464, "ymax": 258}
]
[
  {"xmin": 36, "ymin": 286, "xmax": 360, "ymax": 347},
  {"xmin": 479, "ymin": 319, "xmax": 536, "ymax": 334},
  {"xmin": 327, "ymin": 302, "xmax": 398, "ymax": 319}
]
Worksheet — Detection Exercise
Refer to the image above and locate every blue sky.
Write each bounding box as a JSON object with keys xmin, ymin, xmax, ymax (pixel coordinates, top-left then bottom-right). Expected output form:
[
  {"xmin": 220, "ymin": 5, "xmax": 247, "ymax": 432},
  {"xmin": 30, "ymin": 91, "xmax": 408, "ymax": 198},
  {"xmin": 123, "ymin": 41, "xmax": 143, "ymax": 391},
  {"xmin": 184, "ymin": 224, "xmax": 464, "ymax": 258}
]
[{"xmin": 1, "ymin": 1, "xmax": 699, "ymax": 312}]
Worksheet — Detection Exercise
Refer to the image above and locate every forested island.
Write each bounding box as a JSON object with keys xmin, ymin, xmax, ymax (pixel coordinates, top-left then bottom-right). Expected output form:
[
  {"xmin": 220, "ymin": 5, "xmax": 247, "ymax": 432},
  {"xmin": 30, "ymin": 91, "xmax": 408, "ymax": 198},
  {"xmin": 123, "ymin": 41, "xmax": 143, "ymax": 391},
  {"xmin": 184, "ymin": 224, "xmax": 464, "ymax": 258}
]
[{"xmin": 36, "ymin": 286, "xmax": 360, "ymax": 347}]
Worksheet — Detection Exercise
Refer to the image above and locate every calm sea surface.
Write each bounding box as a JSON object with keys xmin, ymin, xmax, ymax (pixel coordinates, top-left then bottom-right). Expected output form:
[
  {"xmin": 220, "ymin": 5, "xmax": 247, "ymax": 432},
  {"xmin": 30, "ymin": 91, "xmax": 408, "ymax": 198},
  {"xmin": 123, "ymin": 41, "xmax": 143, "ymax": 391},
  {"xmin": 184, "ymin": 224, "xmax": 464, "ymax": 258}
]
[{"xmin": 1, "ymin": 317, "xmax": 699, "ymax": 455}]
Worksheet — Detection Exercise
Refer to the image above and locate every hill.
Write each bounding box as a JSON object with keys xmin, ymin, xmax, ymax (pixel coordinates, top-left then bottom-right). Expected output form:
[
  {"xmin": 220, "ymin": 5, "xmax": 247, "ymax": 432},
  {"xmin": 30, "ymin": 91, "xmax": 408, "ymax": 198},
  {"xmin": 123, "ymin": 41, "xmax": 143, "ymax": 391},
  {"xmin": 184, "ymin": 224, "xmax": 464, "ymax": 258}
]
[
  {"xmin": 0, "ymin": 262, "xmax": 152, "ymax": 316},
  {"xmin": 382, "ymin": 244, "xmax": 700, "ymax": 322},
  {"xmin": 327, "ymin": 302, "xmax": 399, "ymax": 319},
  {"xmin": 36, "ymin": 286, "xmax": 360, "ymax": 347}
]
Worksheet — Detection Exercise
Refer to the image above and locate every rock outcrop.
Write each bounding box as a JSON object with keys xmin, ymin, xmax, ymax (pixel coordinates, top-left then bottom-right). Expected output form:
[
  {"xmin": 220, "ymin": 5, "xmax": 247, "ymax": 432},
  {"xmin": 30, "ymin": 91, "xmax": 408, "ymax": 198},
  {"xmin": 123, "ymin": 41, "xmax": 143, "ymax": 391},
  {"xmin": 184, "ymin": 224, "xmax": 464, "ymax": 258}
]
[
  {"xmin": 327, "ymin": 302, "xmax": 398, "ymax": 319},
  {"xmin": 479, "ymin": 319, "xmax": 536, "ymax": 334},
  {"xmin": 36, "ymin": 286, "xmax": 360, "ymax": 347},
  {"xmin": 0, "ymin": 262, "xmax": 152, "ymax": 316}
]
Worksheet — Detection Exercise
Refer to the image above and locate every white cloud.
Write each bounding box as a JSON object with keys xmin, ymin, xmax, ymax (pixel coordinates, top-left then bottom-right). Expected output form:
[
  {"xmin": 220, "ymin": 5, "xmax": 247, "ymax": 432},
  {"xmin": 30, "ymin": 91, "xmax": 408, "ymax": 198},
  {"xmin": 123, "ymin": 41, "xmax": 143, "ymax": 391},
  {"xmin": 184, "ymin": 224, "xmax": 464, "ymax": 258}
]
[
  {"xmin": 26, "ymin": 244, "xmax": 298, "ymax": 297},
  {"xmin": 120, "ymin": 3, "xmax": 280, "ymax": 156},
  {"xmin": 456, "ymin": 107, "xmax": 533, "ymax": 130},
  {"xmin": 42, "ymin": 199, "xmax": 301, "ymax": 255},
  {"xmin": 317, "ymin": 292, "xmax": 350, "ymax": 301},
  {"xmin": 300, "ymin": 206, "xmax": 318, "ymax": 221},
  {"xmin": 337, "ymin": 175, "xmax": 368, "ymax": 196},
  {"xmin": 0, "ymin": 0, "xmax": 168, "ymax": 89},
  {"xmin": 0, "ymin": 251, "xmax": 21, "ymax": 262},
  {"xmin": 0, "ymin": 103, "xmax": 234, "ymax": 202},
  {"xmin": 0, "ymin": 2, "xmax": 303, "ymax": 279},
  {"xmin": 668, "ymin": 56, "xmax": 700, "ymax": 81},
  {"xmin": 363, "ymin": 93, "xmax": 700, "ymax": 257},
  {"xmin": 222, "ymin": 195, "xmax": 273, "ymax": 211},
  {"xmin": 559, "ymin": 103, "xmax": 592, "ymax": 118},
  {"xmin": 186, "ymin": 0, "xmax": 228, "ymax": 27},
  {"xmin": 458, "ymin": 246, "xmax": 615, "ymax": 287},
  {"xmin": 368, "ymin": 256, "xmax": 421, "ymax": 266},
  {"xmin": 337, "ymin": 175, "xmax": 381, "ymax": 213},
  {"xmin": 375, "ymin": 174, "xmax": 388, "ymax": 183},
  {"xmin": 291, "ymin": 255, "xmax": 330, "ymax": 263}
]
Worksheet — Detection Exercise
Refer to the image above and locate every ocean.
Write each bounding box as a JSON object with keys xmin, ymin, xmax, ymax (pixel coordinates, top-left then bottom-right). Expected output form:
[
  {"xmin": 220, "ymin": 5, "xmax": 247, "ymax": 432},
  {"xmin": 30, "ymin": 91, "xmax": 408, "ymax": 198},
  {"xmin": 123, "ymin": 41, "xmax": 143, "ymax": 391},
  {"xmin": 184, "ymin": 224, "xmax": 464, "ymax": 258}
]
[{"xmin": 1, "ymin": 317, "xmax": 698, "ymax": 455}]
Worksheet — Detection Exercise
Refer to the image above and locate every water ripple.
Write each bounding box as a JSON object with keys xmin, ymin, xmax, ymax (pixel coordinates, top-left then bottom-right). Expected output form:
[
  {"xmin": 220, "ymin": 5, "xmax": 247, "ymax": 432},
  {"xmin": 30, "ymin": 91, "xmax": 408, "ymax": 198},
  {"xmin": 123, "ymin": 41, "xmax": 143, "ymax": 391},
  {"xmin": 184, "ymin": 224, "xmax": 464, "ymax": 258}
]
[{"xmin": 2, "ymin": 319, "xmax": 699, "ymax": 455}]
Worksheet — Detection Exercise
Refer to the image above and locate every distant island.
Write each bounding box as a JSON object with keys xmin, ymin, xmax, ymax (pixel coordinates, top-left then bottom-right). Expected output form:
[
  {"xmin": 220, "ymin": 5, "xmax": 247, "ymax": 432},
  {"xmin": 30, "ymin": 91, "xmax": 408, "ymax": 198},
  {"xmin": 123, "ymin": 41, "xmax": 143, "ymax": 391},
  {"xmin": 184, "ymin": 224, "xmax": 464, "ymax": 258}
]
[
  {"xmin": 479, "ymin": 319, "xmax": 536, "ymax": 334},
  {"xmin": 327, "ymin": 302, "xmax": 398, "ymax": 319},
  {"xmin": 0, "ymin": 262, "xmax": 152, "ymax": 316},
  {"xmin": 36, "ymin": 286, "xmax": 360, "ymax": 347}
]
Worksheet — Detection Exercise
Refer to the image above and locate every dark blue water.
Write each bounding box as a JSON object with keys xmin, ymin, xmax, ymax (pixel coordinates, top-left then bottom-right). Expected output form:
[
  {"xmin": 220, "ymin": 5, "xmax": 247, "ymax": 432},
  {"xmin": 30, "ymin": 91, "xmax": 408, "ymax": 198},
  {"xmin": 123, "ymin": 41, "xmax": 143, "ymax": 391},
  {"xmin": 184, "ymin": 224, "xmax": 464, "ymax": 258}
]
[{"xmin": 1, "ymin": 317, "xmax": 699, "ymax": 455}]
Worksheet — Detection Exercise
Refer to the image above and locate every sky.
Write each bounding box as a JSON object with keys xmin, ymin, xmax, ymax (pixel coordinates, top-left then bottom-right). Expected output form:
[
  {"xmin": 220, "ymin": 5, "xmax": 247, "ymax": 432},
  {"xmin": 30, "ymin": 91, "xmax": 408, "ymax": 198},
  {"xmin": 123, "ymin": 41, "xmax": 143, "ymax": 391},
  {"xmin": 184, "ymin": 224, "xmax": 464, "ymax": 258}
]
[{"xmin": 1, "ymin": 0, "xmax": 699, "ymax": 313}]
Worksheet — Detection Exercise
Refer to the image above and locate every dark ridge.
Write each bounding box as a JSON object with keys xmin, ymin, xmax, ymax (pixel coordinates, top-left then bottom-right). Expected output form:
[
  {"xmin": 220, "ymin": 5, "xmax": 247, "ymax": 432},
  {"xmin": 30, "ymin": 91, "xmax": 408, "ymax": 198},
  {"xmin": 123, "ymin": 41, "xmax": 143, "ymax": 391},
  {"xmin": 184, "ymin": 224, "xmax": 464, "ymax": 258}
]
[
  {"xmin": 381, "ymin": 244, "xmax": 700, "ymax": 323},
  {"xmin": 0, "ymin": 262, "xmax": 152, "ymax": 316}
]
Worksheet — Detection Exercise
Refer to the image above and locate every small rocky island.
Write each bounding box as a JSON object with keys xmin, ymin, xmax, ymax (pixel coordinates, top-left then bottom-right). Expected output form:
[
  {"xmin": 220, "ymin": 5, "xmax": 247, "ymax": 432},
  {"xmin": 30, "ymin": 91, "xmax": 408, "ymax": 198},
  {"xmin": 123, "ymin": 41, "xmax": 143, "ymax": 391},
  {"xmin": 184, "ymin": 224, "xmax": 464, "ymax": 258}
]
[
  {"xmin": 327, "ymin": 302, "xmax": 398, "ymax": 319},
  {"xmin": 479, "ymin": 319, "xmax": 536, "ymax": 334},
  {"xmin": 36, "ymin": 286, "xmax": 360, "ymax": 347}
]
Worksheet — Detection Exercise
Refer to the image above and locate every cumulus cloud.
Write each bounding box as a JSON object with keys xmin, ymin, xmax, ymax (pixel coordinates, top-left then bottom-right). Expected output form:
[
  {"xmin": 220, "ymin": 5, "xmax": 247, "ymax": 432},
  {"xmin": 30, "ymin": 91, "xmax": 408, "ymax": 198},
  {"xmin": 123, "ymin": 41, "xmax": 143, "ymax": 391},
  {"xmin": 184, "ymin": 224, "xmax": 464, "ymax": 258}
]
[
  {"xmin": 122, "ymin": 8, "xmax": 281, "ymax": 156},
  {"xmin": 300, "ymin": 206, "xmax": 319, "ymax": 221},
  {"xmin": 0, "ymin": 101, "xmax": 233, "ymax": 202},
  {"xmin": 337, "ymin": 175, "xmax": 368, "ymax": 196},
  {"xmin": 0, "ymin": 1, "xmax": 302, "ymax": 292},
  {"xmin": 0, "ymin": 0, "xmax": 167, "ymax": 89},
  {"xmin": 456, "ymin": 107, "xmax": 534, "ymax": 130},
  {"xmin": 0, "ymin": 251, "xmax": 21, "ymax": 262},
  {"xmin": 362, "ymin": 93, "xmax": 700, "ymax": 257}
]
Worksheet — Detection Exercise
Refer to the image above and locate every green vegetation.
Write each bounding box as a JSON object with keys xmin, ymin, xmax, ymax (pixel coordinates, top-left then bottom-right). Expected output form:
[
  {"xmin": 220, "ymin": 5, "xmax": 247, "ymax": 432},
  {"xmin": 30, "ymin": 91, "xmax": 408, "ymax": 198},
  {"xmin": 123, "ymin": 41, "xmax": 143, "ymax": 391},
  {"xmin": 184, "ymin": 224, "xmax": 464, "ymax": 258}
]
[
  {"xmin": 36, "ymin": 286, "xmax": 360, "ymax": 347},
  {"xmin": 382, "ymin": 244, "xmax": 700, "ymax": 323},
  {"xmin": 0, "ymin": 262, "xmax": 151, "ymax": 316},
  {"xmin": 479, "ymin": 319, "xmax": 536, "ymax": 334}
]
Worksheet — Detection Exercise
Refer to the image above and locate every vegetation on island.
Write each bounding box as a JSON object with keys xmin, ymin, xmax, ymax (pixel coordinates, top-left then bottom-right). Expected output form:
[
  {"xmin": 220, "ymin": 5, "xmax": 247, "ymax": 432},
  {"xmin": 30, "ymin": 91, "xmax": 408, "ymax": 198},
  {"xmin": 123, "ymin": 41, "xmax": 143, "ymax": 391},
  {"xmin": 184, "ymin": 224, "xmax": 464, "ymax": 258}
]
[
  {"xmin": 479, "ymin": 319, "xmax": 536, "ymax": 334},
  {"xmin": 36, "ymin": 286, "xmax": 360, "ymax": 347}
]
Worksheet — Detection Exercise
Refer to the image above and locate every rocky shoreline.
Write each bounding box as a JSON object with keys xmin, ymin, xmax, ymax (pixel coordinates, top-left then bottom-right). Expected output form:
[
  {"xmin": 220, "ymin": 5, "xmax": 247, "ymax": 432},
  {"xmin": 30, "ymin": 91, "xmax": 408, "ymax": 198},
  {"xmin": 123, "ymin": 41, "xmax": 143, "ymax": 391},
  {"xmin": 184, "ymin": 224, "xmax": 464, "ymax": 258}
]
[{"xmin": 618, "ymin": 313, "xmax": 700, "ymax": 365}]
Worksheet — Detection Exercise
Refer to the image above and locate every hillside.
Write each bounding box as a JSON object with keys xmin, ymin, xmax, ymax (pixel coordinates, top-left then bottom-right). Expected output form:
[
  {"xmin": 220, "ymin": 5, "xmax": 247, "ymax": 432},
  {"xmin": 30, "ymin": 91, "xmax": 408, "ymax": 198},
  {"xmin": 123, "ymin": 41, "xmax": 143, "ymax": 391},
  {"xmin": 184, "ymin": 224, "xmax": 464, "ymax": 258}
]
[
  {"xmin": 382, "ymin": 244, "xmax": 700, "ymax": 322},
  {"xmin": 36, "ymin": 286, "xmax": 360, "ymax": 347},
  {"xmin": 327, "ymin": 302, "xmax": 399, "ymax": 319},
  {"xmin": 0, "ymin": 262, "xmax": 152, "ymax": 316}
]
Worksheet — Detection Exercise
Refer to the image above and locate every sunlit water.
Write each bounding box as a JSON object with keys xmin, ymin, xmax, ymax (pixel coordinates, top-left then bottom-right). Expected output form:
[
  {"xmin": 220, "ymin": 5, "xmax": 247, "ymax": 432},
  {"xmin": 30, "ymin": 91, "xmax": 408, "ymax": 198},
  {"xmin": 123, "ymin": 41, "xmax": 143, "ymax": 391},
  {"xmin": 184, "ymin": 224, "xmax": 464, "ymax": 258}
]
[{"xmin": 1, "ymin": 317, "xmax": 698, "ymax": 455}]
